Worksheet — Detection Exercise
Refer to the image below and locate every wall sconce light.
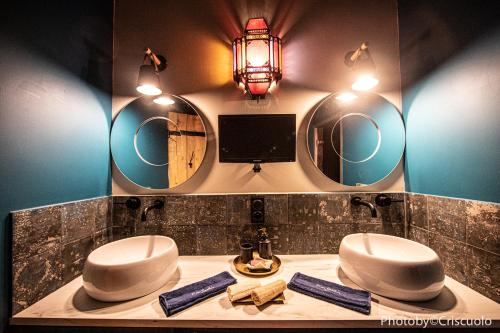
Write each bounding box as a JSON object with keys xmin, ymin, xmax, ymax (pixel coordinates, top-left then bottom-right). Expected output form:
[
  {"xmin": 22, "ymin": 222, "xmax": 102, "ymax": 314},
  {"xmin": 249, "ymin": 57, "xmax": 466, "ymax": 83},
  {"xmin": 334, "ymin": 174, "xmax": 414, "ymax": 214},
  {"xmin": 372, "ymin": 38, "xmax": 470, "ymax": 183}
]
[
  {"xmin": 335, "ymin": 91, "xmax": 358, "ymax": 103},
  {"xmin": 344, "ymin": 42, "xmax": 379, "ymax": 91},
  {"xmin": 233, "ymin": 18, "xmax": 282, "ymax": 99},
  {"xmin": 136, "ymin": 48, "xmax": 167, "ymax": 96},
  {"xmin": 153, "ymin": 95, "xmax": 175, "ymax": 105}
]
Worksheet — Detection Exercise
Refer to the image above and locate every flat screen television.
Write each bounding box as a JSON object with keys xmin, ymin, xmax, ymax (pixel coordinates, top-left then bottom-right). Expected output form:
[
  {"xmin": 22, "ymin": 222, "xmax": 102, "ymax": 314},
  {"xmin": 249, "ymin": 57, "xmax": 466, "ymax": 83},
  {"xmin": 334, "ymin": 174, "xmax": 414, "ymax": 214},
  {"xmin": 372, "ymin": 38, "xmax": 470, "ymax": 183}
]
[{"xmin": 219, "ymin": 114, "xmax": 296, "ymax": 163}]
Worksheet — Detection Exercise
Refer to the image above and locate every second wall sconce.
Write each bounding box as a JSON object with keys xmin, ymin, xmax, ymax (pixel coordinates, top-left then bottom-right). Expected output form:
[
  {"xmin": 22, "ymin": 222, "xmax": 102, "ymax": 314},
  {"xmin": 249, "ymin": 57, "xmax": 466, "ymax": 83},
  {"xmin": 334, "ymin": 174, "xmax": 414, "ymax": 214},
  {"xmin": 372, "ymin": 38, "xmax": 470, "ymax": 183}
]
[
  {"xmin": 344, "ymin": 42, "xmax": 379, "ymax": 91},
  {"xmin": 136, "ymin": 48, "xmax": 167, "ymax": 96},
  {"xmin": 233, "ymin": 18, "xmax": 282, "ymax": 99}
]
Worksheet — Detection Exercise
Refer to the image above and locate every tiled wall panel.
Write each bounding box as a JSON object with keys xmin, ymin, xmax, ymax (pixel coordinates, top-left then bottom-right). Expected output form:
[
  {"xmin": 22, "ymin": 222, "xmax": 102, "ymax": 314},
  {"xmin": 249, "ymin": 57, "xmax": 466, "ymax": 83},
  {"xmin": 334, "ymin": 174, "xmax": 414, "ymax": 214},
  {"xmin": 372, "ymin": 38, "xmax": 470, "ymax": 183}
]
[
  {"xmin": 406, "ymin": 193, "xmax": 499, "ymax": 302},
  {"xmin": 112, "ymin": 193, "xmax": 405, "ymax": 256},
  {"xmin": 11, "ymin": 197, "xmax": 112, "ymax": 314}
]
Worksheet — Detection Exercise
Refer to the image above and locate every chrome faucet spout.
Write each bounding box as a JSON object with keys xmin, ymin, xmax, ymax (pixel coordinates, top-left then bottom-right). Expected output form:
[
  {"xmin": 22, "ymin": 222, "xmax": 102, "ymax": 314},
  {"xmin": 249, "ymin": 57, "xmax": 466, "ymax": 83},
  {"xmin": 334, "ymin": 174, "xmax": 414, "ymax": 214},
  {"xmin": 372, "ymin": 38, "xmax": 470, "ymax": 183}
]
[
  {"xmin": 351, "ymin": 196, "xmax": 377, "ymax": 218},
  {"xmin": 141, "ymin": 199, "xmax": 164, "ymax": 221}
]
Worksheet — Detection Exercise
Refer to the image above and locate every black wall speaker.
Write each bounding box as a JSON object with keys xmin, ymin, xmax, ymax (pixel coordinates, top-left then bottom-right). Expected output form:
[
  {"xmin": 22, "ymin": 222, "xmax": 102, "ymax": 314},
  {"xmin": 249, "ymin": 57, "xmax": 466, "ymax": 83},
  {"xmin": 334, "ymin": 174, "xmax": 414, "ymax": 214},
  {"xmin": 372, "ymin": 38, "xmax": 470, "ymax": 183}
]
[{"xmin": 251, "ymin": 197, "xmax": 265, "ymax": 223}]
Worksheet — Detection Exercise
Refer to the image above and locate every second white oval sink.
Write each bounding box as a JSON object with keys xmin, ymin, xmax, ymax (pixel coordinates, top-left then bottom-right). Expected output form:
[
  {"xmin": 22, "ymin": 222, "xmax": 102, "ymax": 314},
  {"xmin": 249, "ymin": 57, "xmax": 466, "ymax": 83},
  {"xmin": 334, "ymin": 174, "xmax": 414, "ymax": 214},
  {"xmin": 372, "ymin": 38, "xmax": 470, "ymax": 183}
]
[
  {"xmin": 83, "ymin": 235, "xmax": 178, "ymax": 302},
  {"xmin": 339, "ymin": 233, "xmax": 444, "ymax": 301}
]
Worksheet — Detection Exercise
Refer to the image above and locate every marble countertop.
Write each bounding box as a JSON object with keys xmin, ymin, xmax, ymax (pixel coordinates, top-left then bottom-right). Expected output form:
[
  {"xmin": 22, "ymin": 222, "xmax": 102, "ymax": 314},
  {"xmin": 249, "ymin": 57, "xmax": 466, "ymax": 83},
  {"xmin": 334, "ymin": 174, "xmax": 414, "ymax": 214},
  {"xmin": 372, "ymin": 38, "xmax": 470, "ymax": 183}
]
[{"xmin": 12, "ymin": 255, "xmax": 500, "ymax": 328}]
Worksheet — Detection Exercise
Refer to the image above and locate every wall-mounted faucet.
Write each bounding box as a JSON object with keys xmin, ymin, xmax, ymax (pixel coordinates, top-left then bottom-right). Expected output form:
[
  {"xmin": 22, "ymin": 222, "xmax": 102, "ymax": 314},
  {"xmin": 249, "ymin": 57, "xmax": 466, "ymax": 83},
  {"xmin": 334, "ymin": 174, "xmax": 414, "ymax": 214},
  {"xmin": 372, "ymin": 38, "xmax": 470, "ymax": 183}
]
[
  {"xmin": 351, "ymin": 196, "xmax": 377, "ymax": 218},
  {"xmin": 113, "ymin": 197, "xmax": 142, "ymax": 210},
  {"xmin": 125, "ymin": 197, "xmax": 141, "ymax": 210},
  {"xmin": 141, "ymin": 199, "xmax": 164, "ymax": 221},
  {"xmin": 375, "ymin": 194, "xmax": 404, "ymax": 207}
]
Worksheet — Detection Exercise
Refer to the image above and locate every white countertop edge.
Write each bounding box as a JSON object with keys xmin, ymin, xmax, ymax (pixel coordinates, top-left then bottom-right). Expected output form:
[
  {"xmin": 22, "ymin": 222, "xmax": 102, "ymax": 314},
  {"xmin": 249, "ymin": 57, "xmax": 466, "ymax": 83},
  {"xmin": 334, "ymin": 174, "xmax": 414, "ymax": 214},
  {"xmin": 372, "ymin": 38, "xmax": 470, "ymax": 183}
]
[
  {"xmin": 10, "ymin": 316, "xmax": 500, "ymax": 329},
  {"xmin": 10, "ymin": 318, "xmax": 397, "ymax": 329}
]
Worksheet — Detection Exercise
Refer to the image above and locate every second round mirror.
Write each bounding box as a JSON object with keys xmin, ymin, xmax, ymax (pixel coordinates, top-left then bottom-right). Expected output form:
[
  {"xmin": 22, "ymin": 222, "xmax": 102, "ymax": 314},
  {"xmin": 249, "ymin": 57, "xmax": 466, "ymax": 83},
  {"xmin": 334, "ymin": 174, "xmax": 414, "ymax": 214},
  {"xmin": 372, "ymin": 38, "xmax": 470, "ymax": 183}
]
[{"xmin": 307, "ymin": 92, "xmax": 405, "ymax": 186}]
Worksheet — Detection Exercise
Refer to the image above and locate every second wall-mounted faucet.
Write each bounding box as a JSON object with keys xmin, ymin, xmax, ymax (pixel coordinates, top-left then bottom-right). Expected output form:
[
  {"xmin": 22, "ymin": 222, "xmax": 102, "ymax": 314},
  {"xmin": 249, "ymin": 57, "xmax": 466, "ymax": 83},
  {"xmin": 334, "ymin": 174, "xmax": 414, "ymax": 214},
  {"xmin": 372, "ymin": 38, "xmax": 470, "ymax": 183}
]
[
  {"xmin": 141, "ymin": 199, "xmax": 164, "ymax": 221},
  {"xmin": 374, "ymin": 194, "xmax": 404, "ymax": 207},
  {"xmin": 351, "ymin": 196, "xmax": 377, "ymax": 218}
]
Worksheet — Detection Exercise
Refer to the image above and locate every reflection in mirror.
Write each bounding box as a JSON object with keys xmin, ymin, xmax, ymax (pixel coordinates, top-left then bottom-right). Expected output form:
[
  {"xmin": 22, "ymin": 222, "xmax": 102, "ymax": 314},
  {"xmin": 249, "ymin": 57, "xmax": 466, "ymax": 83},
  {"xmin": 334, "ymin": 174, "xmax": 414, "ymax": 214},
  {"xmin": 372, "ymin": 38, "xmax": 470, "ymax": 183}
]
[
  {"xmin": 307, "ymin": 92, "xmax": 405, "ymax": 186},
  {"xmin": 134, "ymin": 117, "xmax": 174, "ymax": 166},
  {"xmin": 331, "ymin": 113, "xmax": 381, "ymax": 163},
  {"xmin": 111, "ymin": 95, "xmax": 206, "ymax": 189}
]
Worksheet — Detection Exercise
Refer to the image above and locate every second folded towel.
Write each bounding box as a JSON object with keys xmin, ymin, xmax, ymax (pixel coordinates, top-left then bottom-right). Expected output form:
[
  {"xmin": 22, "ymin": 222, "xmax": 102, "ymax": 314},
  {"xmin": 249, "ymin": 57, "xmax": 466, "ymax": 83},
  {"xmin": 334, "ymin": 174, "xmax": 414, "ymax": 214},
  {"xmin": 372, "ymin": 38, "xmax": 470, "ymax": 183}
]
[
  {"xmin": 287, "ymin": 272, "xmax": 371, "ymax": 314},
  {"xmin": 159, "ymin": 271, "xmax": 237, "ymax": 316}
]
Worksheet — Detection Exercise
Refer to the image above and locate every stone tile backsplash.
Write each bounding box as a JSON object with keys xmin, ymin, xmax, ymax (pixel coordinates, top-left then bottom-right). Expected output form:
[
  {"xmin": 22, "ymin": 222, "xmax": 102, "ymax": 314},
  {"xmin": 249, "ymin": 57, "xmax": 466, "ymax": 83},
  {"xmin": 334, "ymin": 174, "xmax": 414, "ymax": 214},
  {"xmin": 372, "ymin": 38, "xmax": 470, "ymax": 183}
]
[
  {"xmin": 111, "ymin": 193, "xmax": 405, "ymax": 257},
  {"xmin": 11, "ymin": 197, "xmax": 112, "ymax": 314},
  {"xmin": 10, "ymin": 191, "xmax": 499, "ymax": 315},
  {"xmin": 406, "ymin": 193, "xmax": 500, "ymax": 302}
]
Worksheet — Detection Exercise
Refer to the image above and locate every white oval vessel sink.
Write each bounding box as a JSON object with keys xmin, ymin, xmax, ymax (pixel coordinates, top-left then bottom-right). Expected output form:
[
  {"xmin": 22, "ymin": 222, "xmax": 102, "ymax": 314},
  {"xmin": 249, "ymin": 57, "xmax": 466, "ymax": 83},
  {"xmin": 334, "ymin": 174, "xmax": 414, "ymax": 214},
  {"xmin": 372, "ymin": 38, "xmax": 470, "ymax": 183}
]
[
  {"xmin": 339, "ymin": 233, "xmax": 444, "ymax": 301},
  {"xmin": 83, "ymin": 235, "xmax": 178, "ymax": 302}
]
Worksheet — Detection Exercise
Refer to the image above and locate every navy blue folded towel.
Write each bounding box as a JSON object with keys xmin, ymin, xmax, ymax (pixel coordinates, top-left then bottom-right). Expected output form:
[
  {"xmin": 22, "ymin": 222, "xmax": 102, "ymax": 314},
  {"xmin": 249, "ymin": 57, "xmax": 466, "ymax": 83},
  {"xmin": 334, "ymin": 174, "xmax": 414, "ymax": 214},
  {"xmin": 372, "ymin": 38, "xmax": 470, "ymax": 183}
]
[
  {"xmin": 287, "ymin": 272, "xmax": 371, "ymax": 314},
  {"xmin": 159, "ymin": 271, "xmax": 237, "ymax": 316}
]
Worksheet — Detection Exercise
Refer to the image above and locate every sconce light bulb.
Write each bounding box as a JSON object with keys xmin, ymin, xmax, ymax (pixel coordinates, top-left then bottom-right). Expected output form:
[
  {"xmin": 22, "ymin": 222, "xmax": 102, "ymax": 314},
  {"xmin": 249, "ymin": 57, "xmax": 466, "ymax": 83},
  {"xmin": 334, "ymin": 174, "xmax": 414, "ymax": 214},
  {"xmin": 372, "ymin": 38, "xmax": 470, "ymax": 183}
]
[
  {"xmin": 352, "ymin": 75, "xmax": 379, "ymax": 91},
  {"xmin": 250, "ymin": 55, "xmax": 266, "ymax": 67},
  {"xmin": 136, "ymin": 84, "xmax": 162, "ymax": 96},
  {"xmin": 137, "ymin": 64, "xmax": 162, "ymax": 96},
  {"xmin": 153, "ymin": 96, "xmax": 175, "ymax": 105},
  {"xmin": 335, "ymin": 91, "xmax": 358, "ymax": 102}
]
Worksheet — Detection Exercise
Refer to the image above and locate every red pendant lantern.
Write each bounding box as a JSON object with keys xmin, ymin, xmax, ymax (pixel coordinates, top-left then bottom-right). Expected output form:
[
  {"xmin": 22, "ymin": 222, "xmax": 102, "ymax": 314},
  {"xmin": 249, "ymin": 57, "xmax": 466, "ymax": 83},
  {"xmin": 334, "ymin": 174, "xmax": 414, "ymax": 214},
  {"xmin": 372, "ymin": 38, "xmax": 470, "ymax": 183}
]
[{"xmin": 233, "ymin": 18, "xmax": 282, "ymax": 98}]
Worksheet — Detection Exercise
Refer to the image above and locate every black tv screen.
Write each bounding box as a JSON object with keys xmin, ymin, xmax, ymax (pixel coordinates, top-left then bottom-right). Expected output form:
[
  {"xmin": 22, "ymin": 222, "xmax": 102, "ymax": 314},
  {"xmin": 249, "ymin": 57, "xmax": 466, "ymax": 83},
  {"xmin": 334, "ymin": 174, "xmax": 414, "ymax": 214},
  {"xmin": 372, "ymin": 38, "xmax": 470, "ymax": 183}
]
[{"xmin": 219, "ymin": 114, "xmax": 296, "ymax": 163}]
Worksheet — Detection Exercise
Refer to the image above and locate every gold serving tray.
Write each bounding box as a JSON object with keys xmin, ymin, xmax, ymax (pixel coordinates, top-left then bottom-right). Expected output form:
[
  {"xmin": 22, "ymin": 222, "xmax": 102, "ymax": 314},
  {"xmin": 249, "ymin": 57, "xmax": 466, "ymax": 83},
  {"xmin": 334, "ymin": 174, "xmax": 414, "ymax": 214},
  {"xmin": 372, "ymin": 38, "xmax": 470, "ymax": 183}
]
[{"xmin": 233, "ymin": 255, "xmax": 281, "ymax": 277}]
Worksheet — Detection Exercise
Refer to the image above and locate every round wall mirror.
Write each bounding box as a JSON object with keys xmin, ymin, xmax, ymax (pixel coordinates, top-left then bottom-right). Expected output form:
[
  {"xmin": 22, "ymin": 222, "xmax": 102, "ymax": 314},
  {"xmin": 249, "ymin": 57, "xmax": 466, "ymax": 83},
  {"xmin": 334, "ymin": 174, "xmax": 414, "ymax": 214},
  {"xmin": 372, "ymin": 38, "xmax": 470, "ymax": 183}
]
[
  {"xmin": 307, "ymin": 92, "xmax": 405, "ymax": 186},
  {"xmin": 111, "ymin": 95, "xmax": 207, "ymax": 189}
]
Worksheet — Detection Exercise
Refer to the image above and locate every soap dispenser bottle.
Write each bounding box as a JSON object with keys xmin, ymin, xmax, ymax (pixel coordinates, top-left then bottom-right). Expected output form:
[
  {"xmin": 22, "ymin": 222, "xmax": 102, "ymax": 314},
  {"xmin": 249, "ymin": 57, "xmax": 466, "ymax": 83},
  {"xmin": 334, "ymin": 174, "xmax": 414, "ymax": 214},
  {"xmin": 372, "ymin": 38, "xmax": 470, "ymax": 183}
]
[{"xmin": 257, "ymin": 227, "xmax": 273, "ymax": 259}]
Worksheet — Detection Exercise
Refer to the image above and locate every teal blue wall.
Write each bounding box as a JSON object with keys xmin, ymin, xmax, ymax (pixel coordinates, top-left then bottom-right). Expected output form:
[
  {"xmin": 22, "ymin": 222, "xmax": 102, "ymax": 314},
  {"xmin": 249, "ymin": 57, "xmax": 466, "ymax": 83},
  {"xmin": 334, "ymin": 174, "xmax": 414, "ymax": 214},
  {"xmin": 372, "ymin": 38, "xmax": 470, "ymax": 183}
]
[
  {"xmin": 0, "ymin": 1, "xmax": 113, "ymax": 331},
  {"xmin": 399, "ymin": 0, "xmax": 500, "ymax": 203}
]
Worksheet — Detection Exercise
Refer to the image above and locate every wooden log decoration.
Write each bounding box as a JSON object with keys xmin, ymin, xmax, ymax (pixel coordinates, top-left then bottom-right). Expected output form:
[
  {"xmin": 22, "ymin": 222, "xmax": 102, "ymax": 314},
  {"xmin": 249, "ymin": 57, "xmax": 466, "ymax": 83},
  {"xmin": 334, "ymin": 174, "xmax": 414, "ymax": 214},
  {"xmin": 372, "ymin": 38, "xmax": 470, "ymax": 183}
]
[
  {"xmin": 227, "ymin": 281, "xmax": 261, "ymax": 302},
  {"xmin": 250, "ymin": 280, "xmax": 287, "ymax": 306}
]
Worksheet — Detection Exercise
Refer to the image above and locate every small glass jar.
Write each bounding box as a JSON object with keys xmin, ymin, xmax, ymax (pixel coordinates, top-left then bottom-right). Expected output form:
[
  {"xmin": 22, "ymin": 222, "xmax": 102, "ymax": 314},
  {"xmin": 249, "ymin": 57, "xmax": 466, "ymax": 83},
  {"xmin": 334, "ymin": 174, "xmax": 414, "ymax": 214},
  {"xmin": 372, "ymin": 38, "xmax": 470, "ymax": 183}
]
[{"xmin": 258, "ymin": 239, "xmax": 272, "ymax": 259}]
